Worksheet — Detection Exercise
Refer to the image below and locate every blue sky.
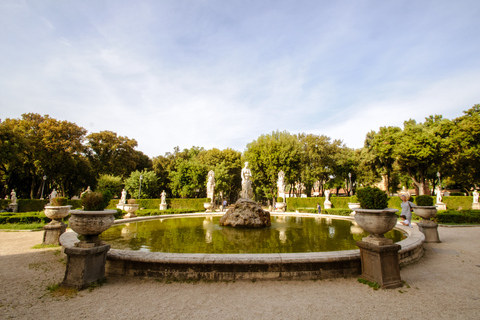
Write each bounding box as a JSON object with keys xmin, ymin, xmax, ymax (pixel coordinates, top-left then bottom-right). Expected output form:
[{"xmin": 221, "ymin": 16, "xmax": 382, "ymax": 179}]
[{"xmin": 1, "ymin": 0, "xmax": 480, "ymax": 157}]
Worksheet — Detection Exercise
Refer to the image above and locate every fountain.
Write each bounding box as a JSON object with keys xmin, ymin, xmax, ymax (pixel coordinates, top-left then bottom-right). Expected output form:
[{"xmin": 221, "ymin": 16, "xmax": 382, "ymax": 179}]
[{"xmin": 59, "ymin": 168, "xmax": 425, "ymax": 282}]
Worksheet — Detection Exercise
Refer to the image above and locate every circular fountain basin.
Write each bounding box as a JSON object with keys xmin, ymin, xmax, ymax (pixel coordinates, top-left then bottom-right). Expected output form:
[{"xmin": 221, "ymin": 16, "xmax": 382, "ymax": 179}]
[{"xmin": 60, "ymin": 213, "xmax": 425, "ymax": 281}]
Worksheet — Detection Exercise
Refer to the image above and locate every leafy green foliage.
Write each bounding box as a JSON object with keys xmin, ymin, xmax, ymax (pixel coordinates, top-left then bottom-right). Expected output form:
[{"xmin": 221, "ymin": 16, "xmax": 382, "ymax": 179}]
[
  {"xmin": 245, "ymin": 131, "xmax": 303, "ymax": 201},
  {"xmin": 168, "ymin": 158, "xmax": 207, "ymax": 198},
  {"xmin": 356, "ymin": 187, "xmax": 388, "ymax": 209},
  {"xmin": 125, "ymin": 170, "xmax": 159, "ymax": 199},
  {"xmin": 51, "ymin": 197, "xmax": 68, "ymax": 206},
  {"xmin": 81, "ymin": 191, "xmax": 112, "ymax": 211},
  {"xmin": 96, "ymin": 174, "xmax": 124, "ymax": 199},
  {"xmin": 435, "ymin": 210, "xmax": 480, "ymax": 224},
  {"xmin": 415, "ymin": 195, "xmax": 434, "ymax": 206},
  {"xmin": 357, "ymin": 278, "xmax": 380, "ymax": 290}
]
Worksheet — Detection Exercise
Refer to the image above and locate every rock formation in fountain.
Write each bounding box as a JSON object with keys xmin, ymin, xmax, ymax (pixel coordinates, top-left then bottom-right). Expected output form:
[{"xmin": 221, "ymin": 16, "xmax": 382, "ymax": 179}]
[{"xmin": 219, "ymin": 198, "xmax": 271, "ymax": 228}]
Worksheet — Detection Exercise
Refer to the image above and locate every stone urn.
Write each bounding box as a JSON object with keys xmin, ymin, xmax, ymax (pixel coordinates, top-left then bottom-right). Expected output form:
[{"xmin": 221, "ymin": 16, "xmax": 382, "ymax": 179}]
[
  {"xmin": 43, "ymin": 205, "xmax": 72, "ymax": 245},
  {"xmin": 122, "ymin": 204, "xmax": 139, "ymax": 219},
  {"xmin": 276, "ymin": 202, "xmax": 286, "ymax": 212},
  {"xmin": 44, "ymin": 205, "xmax": 72, "ymax": 222},
  {"xmin": 354, "ymin": 208, "xmax": 399, "ymax": 246},
  {"xmin": 68, "ymin": 209, "xmax": 116, "ymax": 246},
  {"xmin": 414, "ymin": 206, "xmax": 440, "ymax": 243},
  {"xmin": 204, "ymin": 202, "xmax": 214, "ymax": 212}
]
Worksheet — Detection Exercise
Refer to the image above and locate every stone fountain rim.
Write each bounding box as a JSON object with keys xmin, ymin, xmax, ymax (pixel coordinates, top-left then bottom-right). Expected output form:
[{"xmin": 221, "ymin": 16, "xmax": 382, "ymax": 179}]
[
  {"xmin": 45, "ymin": 205, "xmax": 72, "ymax": 209},
  {"xmin": 60, "ymin": 212, "xmax": 424, "ymax": 264}
]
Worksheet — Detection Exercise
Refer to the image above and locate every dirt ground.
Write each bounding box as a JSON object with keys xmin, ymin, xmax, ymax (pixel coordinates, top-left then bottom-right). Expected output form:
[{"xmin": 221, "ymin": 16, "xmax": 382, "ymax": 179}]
[{"xmin": 1, "ymin": 226, "xmax": 479, "ymax": 320}]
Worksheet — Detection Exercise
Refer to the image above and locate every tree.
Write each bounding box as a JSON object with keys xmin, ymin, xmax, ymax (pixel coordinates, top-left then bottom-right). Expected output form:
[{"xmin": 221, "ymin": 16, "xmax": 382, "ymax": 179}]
[
  {"xmin": 198, "ymin": 148, "xmax": 242, "ymax": 202},
  {"xmin": 168, "ymin": 159, "xmax": 207, "ymax": 198},
  {"xmin": 296, "ymin": 133, "xmax": 342, "ymax": 196},
  {"xmin": 395, "ymin": 116, "xmax": 453, "ymax": 195},
  {"xmin": 96, "ymin": 174, "xmax": 124, "ymax": 199},
  {"xmin": 447, "ymin": 104, "xmax": 480, "ymax": 192},
  {"xmin": 86, "ymin": 131, "xmax": 141, "ymax": 178},
  {"xmin": 244, "ymin": 131, "xmax": 302, "ymax": 202},
  {"xmin": 363, "ymin": 126, "xmax": 402, "ymax": 194},
  {"xmin": 0, "ymin": 113, "xmax": 88, "ymax": 198},
  {"xmin": 124, "ymin": 170, "xmax": 159, "ymax": 199}
]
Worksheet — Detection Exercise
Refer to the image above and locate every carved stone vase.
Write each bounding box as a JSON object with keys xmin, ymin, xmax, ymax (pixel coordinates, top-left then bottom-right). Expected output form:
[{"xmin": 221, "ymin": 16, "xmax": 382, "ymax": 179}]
[
  {"xmin": 43, "ymin": 205, "xmax": 71, "ymax": 245},
  {"xmin": 414, "ymin": 206, "xmax": 440, "ymax": 243},
  {"xmin": 354, "ymin": 208, "xmax": 403, "ymax": 289}
]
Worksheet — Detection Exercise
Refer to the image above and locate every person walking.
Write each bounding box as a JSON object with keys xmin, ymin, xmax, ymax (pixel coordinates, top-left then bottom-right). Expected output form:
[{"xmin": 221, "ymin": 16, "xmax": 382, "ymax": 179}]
[
  {"xmin": 400, "ymin": 195, "xmax": 415, "ymax": 224},
  {"xmin": 317, "ymin": 203, "xmax": 321, "ymax": 214}
]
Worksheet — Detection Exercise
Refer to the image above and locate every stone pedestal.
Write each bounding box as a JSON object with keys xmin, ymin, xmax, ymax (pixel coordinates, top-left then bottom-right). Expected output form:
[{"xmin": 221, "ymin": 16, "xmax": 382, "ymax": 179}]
[
  {"xmin": 418, "ymin": 220, "xmax": 441, "ymax": 243},
  {"xmin": 62, "ymin": 244, "xmax": 110, "ymax": 289},
  {"xmin": 472, "ymin": 203, "xmax": 480, "ymax": 210},
  {"xmin": 436, "ymin": 203, "xmax": 447, "ymax": 211},
  {"xmin": 356, "ymin": 241, "xmax": 403, "ymax": 289},
  {"xmin": 9, "ymin": 203, "xmax": 18, "ymax": 213},
  {"xmin": 324, "ymin": 201, "xmax": 332, "ymax": 210},
  {"xmin": 159, "ymin": 203, "xmax": 167, "ymax": 210},
  {"xmin": 43, "ymin": 222, "xmax": 66, "ymax": 245}
]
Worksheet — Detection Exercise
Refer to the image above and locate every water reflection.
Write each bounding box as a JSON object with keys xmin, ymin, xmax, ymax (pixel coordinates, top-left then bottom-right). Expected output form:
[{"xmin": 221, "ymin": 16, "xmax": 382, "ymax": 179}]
[{"xmin": 100, "ymin": 216, "xmax": 406, "ymax": 254}]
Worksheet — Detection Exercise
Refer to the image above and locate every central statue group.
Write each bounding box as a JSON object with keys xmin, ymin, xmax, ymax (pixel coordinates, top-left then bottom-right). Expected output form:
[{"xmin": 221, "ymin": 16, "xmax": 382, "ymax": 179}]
[{"xmin": 219, "ymin": 162, "xmax": 271, "ymax": 228}]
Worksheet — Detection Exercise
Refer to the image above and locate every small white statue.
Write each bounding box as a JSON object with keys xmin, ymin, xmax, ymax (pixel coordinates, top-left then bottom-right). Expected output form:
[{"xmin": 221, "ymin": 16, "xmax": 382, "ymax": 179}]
[
  {"xmin": 49, "ymin": 189, "xmax": 57, "ymax": 201},
  {"xmin": 206, "ymin": 170, "xmax": 215, "ymax": 202},
  {"xmin": 10, "ymin": 189, "xmax": 16, "ymax": 204},
  {"xmin": 473, "ymin": 190, "xmax": 479, "ymax": 204},
  {"xmin": 325, "ymin": 189, "xmax": 331, "ymax": 202},
  {"xmin": 161, "ymin": 190, "xmax": 166, "ymax": 205},
  {"xmin": 277, "ymin": 170, "xmax": 285, "ymax": 197},
  {"xmin": 435, "ymin": 186, "xmax": 443, "ymax": 204},
  {"xmin": 120, "ymin": 189, "xmax": 127, "ymax": 204},
  {"xmin": 80, "ymin": 186, "xmax": 92, "ymax": 198},
  {"xmin": 241, "ymin": 162, "xmax": 253, "ymax": 199}
]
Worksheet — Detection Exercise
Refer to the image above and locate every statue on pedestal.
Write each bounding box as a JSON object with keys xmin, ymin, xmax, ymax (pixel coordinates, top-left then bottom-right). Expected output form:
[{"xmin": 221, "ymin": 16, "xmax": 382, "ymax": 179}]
[
  {"xmin": 277, "ymin": 170, "xmax": 285, "ymax": 201},
  {"xmin": 435, "ymin": 186, "xmax": 443, "ymax": 204},
  {"xmin": 49, "ymin": 189, "xmax": 57, "ymax": 202},
  {"xmin": 120, "ymin": 189, "xmax": 127, "ymax": 204},
  {"xmin": 241, "ymin": 162, "xmax": 253, "ymax": 199},
  {"xmin": 473, "ymin": 190, "xmax": 479, "ymax": 204},
  {"xmin": 10, "ymin": 189, "xmax": 16, "ymax": 204},
  {"xmin": 207, "ymin": 170, "xmax": 215, "ymax": 202}
]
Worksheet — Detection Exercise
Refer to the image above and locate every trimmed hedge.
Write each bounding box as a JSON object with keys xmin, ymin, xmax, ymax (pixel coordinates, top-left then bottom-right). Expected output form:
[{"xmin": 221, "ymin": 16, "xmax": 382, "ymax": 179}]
[
  {"xmin": 108, "ymin": 198, "xmax": 208, "ymax": 211},
  {"xmin": 286, "ymin": 196, "xmax": 353, "ymax": 211},
  {"xmin": 442, "ymin": 196, "xmax": 473, "ymax": 210},
  {"xmin": 435, "ymin": 210, "xmax": 480, "ymax": 224},
  {"xmin": 0, "ymin": 211, "xmax": 51, "ymax": 224}
]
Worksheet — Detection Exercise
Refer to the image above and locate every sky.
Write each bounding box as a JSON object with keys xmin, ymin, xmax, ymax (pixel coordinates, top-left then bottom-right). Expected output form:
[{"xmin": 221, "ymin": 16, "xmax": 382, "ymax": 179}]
[{"xmin": 1, "ymin": 0, "xmax": 480, "ymax": 158}]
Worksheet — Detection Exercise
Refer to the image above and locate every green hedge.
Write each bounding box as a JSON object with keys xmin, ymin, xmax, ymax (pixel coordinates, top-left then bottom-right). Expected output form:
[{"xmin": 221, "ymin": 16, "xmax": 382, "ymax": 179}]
[
  {"xmin": 435, "ymin": 210, "xmax": 480, "ymax": 224},
  {"xmin": 0, "ymin": 199, "xmax": 10, "ymax": 210},
  {"xmin": 442, "ymin": 196, "xmax": 473, "ymax": 210},
  {"xmin": 0, "ymin": 211, "xmax": 51, "ymax": 224},
  {"xmin": 108, "ymin": 198, "xmax": 208, "ymax": 211},
  {"xmin": 286, "ymin": 197, "xmax": 355, "ymax": 211}
]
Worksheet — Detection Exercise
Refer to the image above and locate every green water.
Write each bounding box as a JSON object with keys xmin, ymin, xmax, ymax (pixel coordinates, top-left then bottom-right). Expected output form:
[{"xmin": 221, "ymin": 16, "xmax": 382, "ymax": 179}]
[{"xmin": 100, "ymin": 215, "xmax": 406, "ymax": 254}]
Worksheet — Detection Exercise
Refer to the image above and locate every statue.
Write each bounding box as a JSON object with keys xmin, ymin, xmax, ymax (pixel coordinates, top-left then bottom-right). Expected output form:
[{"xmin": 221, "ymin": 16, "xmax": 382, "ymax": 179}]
[
  {"xmin": 473, "ymin": 190, "xmax": 479, "ymax": 204},
  {"xmin": 161, "ymin": 190, "xmax": 166, "ymax": 205},
  {"xmin": 435, "ymin": 186, "xmax": 443, "ymax": 204},
  {"xmin": 10, "ymin": 189, "xmax": 16, "ymax": 204},
  {"xmin": 80, "ymin": 186, "xmax": 92, "ymax": 198},
  {"xmin": 120, "ymin": 189, "xmax": 127, "ymax": 204},
  {"xmin": 49, "ymin": 189, "xmax": 57, "ymax": 202},
  {"xmin": 325, "ymin": 190, "xmax": 331, "ymax": 202},
  {"xmin": 324, "ymin": 189, "xmax": 332, "ymax": 209},
  {"xmin": 241, "ymin": 162, "xmax": 253, "ymax": 199},
  {"xmin": 206, "ymin": 170, "xmax": 215, "ymax": 203},
  {"xmin": 277, "ymin": 171, "xmax": 285, "ymax": 200}
]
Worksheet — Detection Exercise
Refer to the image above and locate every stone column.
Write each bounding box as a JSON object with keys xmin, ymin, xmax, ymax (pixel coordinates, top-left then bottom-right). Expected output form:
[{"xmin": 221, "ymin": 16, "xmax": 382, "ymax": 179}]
[
  {"xmin": 43, "ymin": 222, "xmax": 66, "ymax": 245},
  {"xmin": 417, "ymin": 220, "xmax": 441, "ymax": 243},
  {"xmin": 356, "ymin": 240, "xmax": 403, "ymax": 289},
  {"xmin": 9, "ymin": 203, "xmax": 18, "ymax": 213},
  {"xmin": 62, "ymin": 243, "xmax": 110, "ymax": 289}
]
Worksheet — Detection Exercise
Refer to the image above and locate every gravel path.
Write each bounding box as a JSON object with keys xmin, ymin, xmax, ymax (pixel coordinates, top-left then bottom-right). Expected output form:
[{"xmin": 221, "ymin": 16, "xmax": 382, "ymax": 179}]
[{"xmin": 1, "ymin": 226, "xmax": 479, "ymax": 320}]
